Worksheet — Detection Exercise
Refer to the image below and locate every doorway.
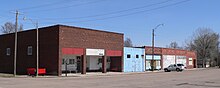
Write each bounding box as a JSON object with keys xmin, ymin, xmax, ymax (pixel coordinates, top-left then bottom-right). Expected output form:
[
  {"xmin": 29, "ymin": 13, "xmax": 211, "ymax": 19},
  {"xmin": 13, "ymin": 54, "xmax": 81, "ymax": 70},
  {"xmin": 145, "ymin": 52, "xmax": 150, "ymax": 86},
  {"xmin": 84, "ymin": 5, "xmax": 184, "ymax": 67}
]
[{"xmin": 193, "ymin": 59, "xmax": 196, "ymax": 68}]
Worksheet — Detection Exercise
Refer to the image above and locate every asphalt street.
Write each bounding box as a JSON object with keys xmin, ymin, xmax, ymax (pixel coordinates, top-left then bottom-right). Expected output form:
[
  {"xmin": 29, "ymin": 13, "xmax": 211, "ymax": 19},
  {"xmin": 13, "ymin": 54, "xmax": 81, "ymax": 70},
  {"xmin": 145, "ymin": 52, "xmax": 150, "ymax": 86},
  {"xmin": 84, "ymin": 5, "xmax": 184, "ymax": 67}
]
[{"xmin": 0, "ymin": 68, "xmax": 220, "ymax": 88}]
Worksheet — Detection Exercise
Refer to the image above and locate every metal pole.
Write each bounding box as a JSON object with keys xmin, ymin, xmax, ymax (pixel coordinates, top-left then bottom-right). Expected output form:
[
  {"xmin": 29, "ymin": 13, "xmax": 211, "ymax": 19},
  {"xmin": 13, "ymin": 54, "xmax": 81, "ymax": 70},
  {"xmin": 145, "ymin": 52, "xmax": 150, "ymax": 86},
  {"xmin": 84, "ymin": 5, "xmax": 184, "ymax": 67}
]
[
  {"xmin": 14, "ymin": 10, "xmax": 18, "ymax": 76},
  {"xmin": 65, "ymin": 59, "xmax": 68, "ymax": 77},
  {"xmin": 217, "ymin": 44, "xmax": 219, "ymax": 67},
  {"xmin": 151, "ymin": 24, "xmax": 164, "ymax": 71},
  {"xmin": 23, "ymin": 17, "xmax": 39, "ymax": 76},
  {"xmin": 36, "ymin": 21, "xmax": 39, "ymax": 77},
  {"xmin": 152, "ymin": 29, "xmax": 155, "ymax": 71}
]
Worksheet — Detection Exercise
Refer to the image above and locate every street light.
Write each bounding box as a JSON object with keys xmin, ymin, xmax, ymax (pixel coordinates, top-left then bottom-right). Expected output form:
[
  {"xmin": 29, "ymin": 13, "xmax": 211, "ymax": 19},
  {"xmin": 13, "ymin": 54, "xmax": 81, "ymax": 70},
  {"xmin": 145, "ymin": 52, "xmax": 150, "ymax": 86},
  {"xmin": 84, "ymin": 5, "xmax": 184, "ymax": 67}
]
[
  {"xmin": 23, "ymin": 17, "xmax": 39, "ymax": 77},
  {"xmin": 217, "ymin": 45, "xmax": 220, "ymax": 67},
  {"xmin": 151, "ymin": 24, "xmax": 164, "ymax": 71}
]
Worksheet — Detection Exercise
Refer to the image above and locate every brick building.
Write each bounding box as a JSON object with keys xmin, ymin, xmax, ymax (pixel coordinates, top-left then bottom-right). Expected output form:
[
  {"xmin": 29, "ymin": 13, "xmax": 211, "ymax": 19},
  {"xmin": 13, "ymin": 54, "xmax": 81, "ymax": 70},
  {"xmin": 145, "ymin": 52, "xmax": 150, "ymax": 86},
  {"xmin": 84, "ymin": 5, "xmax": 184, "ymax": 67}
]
[
  {"xmin": 0, "ymin": 25, "xmax": 124, "ymax": 76},
  {"xmin": 143, "ymin": 46, "xmax": 197, "ymax": 70}
]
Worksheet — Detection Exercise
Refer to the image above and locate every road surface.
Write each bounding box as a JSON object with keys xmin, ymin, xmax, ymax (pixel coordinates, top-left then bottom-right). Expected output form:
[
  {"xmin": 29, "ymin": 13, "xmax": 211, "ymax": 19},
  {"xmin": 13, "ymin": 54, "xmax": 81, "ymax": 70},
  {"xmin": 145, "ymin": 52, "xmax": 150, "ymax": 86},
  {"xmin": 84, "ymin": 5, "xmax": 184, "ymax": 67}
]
[{"xmin": 0, "ymin": 68, "xmax": 220, "ymax": 88}]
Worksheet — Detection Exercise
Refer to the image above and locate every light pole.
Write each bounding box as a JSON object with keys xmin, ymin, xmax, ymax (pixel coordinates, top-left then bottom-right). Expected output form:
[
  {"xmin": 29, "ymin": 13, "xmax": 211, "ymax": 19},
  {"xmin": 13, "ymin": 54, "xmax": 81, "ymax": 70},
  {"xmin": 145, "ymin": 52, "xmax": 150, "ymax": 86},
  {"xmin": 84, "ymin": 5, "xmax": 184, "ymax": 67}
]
[
  {"xmin": 23, "ymin": 17, "xmax": 39, "ymax": 77},
  {"xmin": 151, "ymin": 24, "xmax": 164, "ymax": 71},
  {"xmin": 14, "ymin": 10, "xmax": 19, "ymax": 76},
  {"xmin": 217, "ymin": 44, "xmax": 219, "ymax": 67}
]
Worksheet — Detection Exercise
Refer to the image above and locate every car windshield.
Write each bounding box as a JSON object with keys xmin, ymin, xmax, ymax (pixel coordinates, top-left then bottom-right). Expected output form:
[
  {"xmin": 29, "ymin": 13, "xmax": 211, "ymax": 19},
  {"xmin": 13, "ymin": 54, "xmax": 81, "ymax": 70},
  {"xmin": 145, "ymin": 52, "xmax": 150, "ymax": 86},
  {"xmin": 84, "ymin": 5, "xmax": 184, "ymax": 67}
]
[{"xmin": 177, "ymin": 64, "xmax": 184, "ymax": 66}]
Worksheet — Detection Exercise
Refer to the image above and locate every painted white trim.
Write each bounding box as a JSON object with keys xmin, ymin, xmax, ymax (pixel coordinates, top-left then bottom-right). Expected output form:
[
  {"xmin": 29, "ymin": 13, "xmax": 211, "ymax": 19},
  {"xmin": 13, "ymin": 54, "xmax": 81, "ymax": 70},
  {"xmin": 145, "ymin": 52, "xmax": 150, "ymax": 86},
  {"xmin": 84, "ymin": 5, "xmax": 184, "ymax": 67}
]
[
  {"xmin": 86, "ymin": 49, "xmax": 105, "ymax": 56},
  {"xmin": 189, "ymin": 58, "xmax": 193, "ymax": 65},
  {"xmin": 146, "ymin": 55, "xmax": 161, "ymax": 60}
]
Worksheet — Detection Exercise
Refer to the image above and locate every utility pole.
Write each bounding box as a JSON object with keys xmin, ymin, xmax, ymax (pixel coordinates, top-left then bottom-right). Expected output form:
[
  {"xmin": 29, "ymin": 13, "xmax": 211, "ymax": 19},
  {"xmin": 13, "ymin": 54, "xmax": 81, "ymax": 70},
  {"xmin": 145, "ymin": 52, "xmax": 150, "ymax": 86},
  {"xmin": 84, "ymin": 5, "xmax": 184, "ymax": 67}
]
[
  {"xmin": 36, "ymin": 21, "xmax": 39, "ymax": 77},
  {"xmin": 14, "ymin": 10, "xmax": 19, "ymax": 76},
  {"xmin": 151, "ymin": 29, "xmax": 155, "ymax": 71},
  {"xmin": 151, "ymin": 24, "xmax": 164, "ymax": 71},
  {"xmin": 23, "ymin": 17, "xmax": 39, "ymax": 77}
]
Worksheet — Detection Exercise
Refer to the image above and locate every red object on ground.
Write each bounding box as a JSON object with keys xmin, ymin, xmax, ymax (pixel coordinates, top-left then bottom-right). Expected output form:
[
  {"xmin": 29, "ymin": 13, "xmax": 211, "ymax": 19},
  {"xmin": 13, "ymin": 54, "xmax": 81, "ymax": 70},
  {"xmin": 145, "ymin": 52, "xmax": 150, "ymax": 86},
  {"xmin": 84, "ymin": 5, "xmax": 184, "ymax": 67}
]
[{"xmin": 27, "ymin": 68, "xmax": 46, "ymax": 75}]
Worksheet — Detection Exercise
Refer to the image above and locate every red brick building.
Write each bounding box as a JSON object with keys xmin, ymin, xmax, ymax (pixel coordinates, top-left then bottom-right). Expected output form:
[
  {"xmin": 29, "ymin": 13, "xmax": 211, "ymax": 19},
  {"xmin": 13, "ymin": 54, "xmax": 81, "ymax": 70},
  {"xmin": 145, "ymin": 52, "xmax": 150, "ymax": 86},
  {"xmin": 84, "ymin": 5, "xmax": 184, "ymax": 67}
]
[
  {"xmin": 143, "ymin": 46, "xmax": 197, "ymax": 70},
  {"xmin": 0, "ymin": 25, "xmax": 124, "ymax": 76}
]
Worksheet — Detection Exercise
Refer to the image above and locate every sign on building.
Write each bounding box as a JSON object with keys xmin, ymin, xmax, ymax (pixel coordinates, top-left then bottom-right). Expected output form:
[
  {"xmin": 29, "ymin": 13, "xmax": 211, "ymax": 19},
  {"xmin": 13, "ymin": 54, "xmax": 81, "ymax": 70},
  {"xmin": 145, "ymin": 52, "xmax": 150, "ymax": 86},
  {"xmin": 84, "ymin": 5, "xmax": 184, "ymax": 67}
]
[{"xmin": 86, "ymin": 49, "xmax": 105, "ymax": 56}]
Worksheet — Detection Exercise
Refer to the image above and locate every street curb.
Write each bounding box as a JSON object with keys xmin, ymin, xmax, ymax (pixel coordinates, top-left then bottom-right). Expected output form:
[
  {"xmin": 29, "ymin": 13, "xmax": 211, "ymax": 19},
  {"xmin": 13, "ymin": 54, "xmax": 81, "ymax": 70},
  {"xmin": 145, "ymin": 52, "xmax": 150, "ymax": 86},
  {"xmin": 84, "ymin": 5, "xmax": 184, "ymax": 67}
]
[{"xmin": 1, "ymin": 68, "xmax": 214, "ymax": 78}]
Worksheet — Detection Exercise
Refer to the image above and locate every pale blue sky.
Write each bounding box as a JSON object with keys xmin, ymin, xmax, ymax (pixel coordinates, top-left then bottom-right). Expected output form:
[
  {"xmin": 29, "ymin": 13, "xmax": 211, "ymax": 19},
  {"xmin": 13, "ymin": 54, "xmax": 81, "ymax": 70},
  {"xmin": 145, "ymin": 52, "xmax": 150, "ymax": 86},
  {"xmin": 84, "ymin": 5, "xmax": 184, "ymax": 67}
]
[{"xmin": 0, "ymin": 0, "xmax": 220, "ymax": 47}]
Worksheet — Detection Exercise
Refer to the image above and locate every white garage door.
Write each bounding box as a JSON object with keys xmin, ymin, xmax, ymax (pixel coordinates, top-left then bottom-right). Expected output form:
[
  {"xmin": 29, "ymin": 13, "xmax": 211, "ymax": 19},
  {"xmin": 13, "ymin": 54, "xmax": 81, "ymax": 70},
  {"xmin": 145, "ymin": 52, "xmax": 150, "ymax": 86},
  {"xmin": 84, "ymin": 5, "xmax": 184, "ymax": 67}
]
[
  {"xmin": 176, "ymin": 56, "xmax": 187, "ymax": 67},
  {"xmin": 163, "ymin": 55, "xmax": 175, "ymax": 69}
]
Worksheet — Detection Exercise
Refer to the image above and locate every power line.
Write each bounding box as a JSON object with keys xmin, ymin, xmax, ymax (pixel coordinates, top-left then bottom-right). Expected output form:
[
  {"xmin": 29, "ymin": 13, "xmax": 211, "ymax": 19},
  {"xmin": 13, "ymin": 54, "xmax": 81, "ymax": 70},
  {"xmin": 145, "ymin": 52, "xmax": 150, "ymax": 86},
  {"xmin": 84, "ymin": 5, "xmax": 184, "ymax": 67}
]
[
  {"xmin": 22, "ymin": 0, "xmax": 107, "ymax": 13},
  {"xmin": 38, "ymin": 0, "xmax": 173, "ymax": 20},
  {"xmin": 0, "ymin": 17, "xmax": 14, "ymax": 24},
  {"xmin": 0, "ymin": 11, "xmax": 23, "ymax": 24},
  {"xmin": 17, "ymin": 0, "xmax": 77, "ymax": 11},
  {"xmin": 42, "ymin": 0, "xmax": 191, "ymax": 24}
]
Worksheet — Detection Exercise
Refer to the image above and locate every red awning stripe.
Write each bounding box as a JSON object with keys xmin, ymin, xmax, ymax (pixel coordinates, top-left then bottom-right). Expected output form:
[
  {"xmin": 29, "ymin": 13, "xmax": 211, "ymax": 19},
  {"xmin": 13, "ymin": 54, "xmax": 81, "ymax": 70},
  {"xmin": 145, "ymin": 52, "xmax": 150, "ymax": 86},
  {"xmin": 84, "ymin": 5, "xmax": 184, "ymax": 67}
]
[
  {"xmin": 62, "ymin": 48, "xmax": 84, "ymax": 55},
  {"xmin": 106, "ymin": 50, "xmax": 122, "ymax": 56}
]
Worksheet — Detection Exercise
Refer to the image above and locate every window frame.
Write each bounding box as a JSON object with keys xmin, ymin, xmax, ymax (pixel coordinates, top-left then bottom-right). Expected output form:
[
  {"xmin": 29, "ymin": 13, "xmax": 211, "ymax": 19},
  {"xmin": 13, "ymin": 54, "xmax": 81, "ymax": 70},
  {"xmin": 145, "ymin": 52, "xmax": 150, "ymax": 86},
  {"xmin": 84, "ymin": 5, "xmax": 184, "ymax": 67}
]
[
  {"xmin": 69, "ymin": 59, "xmax": 75, "ymax": 65},
  {"xmin": 136, "ymin": 55, "xmax": 139, "ymax": 58},
  {"xmin": 6, "ymin": 48, "xmax": 10, "ymax": 56},
  {"xmin": 127, "ymin": 54, "xmax": 131, "ymax": 58},
  {"xmin": 62, "ymin": 59, "xmax": 65, "ymax": 65},
  {"xmin": 27, "ymin": 46, "xmax": 33, "ymax": 56},
  {"xmin": 189, "ymin": 58, "xmax": 193, "ymax": 65}
]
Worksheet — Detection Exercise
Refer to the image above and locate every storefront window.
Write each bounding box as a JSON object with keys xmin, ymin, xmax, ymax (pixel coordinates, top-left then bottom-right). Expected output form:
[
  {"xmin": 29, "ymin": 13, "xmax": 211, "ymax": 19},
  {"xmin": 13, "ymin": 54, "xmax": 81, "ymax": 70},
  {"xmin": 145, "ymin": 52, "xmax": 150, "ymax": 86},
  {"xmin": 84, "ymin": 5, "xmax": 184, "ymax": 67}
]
[{"xmin": 69, "ymin": 59, "xmax": 75, "ymax": 64}]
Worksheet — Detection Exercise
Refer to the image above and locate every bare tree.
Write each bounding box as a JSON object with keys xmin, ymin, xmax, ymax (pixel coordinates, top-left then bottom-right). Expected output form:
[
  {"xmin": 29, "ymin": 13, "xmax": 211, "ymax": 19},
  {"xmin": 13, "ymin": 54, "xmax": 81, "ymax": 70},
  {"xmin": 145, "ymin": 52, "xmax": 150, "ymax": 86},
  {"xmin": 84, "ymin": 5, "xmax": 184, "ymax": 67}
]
[
  {"xmin": 124, "ymin": 37, "xmax": 133, "ymax": 47},
  {"xmin": 1, "ymin": 22, "xmax": 23, "ymax": 34},
  {"xmin": 186, "ymin": 28, "xmax": 219, "ymax": 68},
  {"xmin": 167, "ymin": 41, "xmax": 183, "ymax": 49}
]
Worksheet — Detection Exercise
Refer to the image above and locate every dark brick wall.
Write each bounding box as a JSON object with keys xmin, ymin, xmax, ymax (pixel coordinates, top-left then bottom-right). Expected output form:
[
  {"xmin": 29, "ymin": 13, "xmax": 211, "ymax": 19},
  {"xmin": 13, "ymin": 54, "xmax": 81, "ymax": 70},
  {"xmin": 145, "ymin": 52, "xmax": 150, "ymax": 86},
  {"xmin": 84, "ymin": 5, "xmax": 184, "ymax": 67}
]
[
  {"xmin": 0, "ymin": 34, "xmax": 15, "ymax": 73},
  {"xmin": 0, "ymin": 26, "xmax": 59, "ymax": 75},
  {"xmin": 39, "ymin": 26, "xmax": 59, "ymax": 75},
  {"xmin": 17, "ymin": 30, "xmax": 38, "ymax": 74}
]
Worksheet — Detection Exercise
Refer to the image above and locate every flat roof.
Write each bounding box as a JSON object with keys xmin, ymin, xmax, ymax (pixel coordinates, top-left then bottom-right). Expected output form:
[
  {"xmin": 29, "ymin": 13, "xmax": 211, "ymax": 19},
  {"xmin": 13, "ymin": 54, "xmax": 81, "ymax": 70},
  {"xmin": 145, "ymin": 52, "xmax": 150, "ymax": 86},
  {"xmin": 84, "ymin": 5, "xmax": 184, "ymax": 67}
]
[
  {"xmin": 57, "ymin": 24, "xmax": 124, "ymax": 35},
  {"xmin": 0, "ymin": 24, "xmax": 124, "ymax": 36},
  {"xmin": 143, "ymin": 46, "xmax": 195, "ymax": 52}
]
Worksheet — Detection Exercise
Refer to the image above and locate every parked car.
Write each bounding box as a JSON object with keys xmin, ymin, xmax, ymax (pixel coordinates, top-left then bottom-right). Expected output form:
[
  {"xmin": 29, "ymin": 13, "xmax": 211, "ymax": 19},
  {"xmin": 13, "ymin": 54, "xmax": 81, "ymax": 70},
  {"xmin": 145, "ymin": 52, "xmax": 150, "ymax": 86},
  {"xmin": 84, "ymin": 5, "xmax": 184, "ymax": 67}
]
[
  {"xmin": 177, "ymin": 64, "xmax": 186, "ymax": 70},
  {"xmin": 164, "ymin": 64, "xmax": 185, "ymax": 72}
]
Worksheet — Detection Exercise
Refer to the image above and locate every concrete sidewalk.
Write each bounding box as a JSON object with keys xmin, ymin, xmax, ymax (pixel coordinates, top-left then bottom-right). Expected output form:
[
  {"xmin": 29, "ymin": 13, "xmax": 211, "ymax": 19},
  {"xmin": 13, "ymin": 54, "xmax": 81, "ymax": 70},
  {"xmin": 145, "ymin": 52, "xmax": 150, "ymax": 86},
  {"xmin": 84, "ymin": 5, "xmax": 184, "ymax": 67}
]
[
  {"xmin": 0, "ymin": 68, "xmax": 208, "ymax": 78},
  {"xmin": 61, "ymin": 70, "xmax": 165, "ymax": 77},
  {"xmin": 0, "ymin": 73, "xmax": 14, "ymax": 77},
  {"xmin": 60, "ymin": 68, "xmax": 208, "ymax": 77}
]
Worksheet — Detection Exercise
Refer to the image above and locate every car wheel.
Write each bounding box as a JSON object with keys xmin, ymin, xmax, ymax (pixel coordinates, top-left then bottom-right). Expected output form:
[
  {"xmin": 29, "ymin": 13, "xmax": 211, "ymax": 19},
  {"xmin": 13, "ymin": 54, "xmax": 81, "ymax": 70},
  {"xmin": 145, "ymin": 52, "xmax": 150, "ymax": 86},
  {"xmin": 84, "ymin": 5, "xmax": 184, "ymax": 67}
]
[
  {"xmin": 164, "ymin": 69, "xmax": 168, "ymax": 72},
  {"xmin": 176, "ymin": 68, "xmax": 180, "ymax": 72},
  {"xmin": 165, "ymin": 69, "xmax": 170, "ymax": 72}
]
